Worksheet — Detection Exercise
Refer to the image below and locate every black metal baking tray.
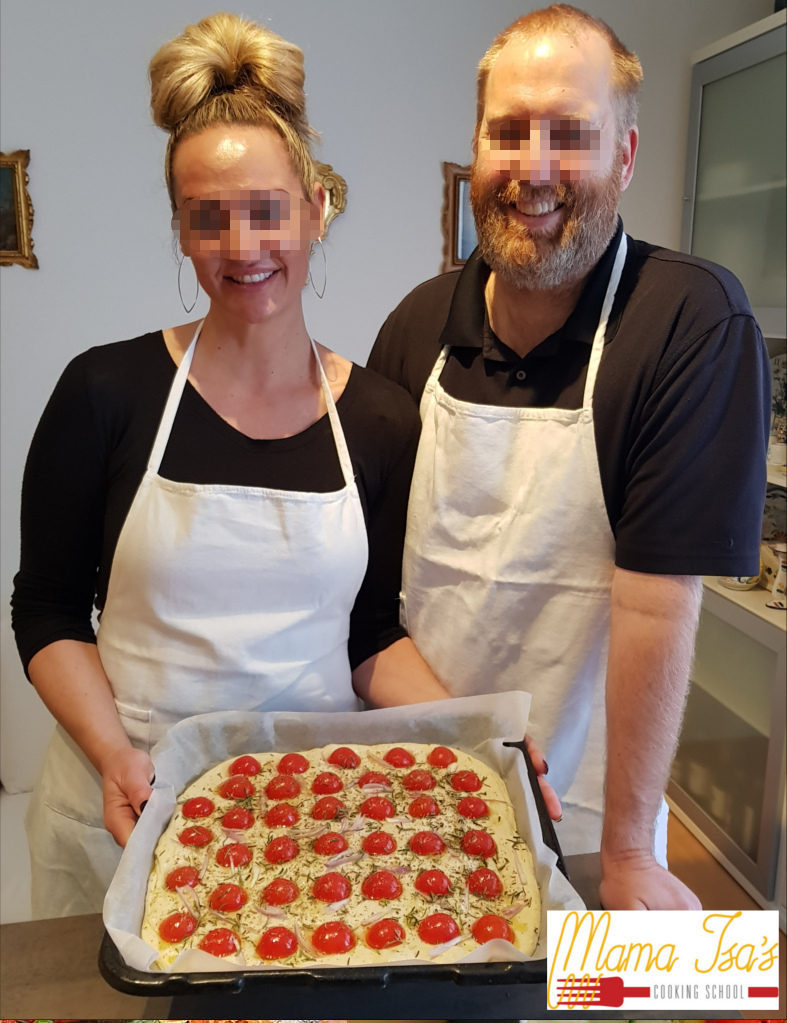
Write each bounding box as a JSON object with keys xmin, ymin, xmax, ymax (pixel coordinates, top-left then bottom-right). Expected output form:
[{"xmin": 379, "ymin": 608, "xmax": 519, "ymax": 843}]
[{"xmin": 98, "ymin": 740, "xmax": 568, "ymax": 1016}]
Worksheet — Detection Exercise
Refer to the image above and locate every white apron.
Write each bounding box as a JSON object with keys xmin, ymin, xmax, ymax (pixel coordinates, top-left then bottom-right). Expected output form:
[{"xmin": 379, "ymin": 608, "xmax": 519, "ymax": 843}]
[
  {"xmin": 402, "ymin": 235, "xmax": 668, "ymax": 860},
  {"xmin": 26, "ymin": 322, "xmax": 368, "ymax": 916}
]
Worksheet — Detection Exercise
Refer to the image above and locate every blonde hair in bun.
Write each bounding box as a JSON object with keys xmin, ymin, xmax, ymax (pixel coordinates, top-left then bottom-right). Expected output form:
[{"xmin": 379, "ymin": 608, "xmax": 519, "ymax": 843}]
[{"xmin": 149, "ymin": 11, "xmax": 319, "ymax": 209}]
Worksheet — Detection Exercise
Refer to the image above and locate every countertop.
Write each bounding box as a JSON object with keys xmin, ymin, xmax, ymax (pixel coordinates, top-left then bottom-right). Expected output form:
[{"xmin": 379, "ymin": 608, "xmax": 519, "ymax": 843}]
[{"xmin": 0, "ymin": 852, "xmax": 742, "ymax": 1019}]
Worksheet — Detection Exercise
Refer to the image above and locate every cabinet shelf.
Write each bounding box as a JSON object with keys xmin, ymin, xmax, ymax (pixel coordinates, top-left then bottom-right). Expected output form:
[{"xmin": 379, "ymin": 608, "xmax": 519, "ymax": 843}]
[{"xmin": 703, "ymin": 576, "xmax": 786, "ymax": 630}]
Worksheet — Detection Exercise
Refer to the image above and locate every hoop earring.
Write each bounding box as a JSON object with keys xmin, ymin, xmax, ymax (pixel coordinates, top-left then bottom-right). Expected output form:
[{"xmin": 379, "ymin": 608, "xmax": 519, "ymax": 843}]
[
  {"xmin": 177, "ymin": 253, "xmax": 200, "ymax": 314},
  {"xmin": 308, "ymin": 236, "xmax": 327, "ymax": 300}
]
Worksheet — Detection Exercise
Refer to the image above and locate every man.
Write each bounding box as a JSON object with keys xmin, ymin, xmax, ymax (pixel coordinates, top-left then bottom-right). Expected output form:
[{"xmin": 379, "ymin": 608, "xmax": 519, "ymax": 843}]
[{"xmin": 368, "ymin": 4, "xmax": 770, "ymax": 909}]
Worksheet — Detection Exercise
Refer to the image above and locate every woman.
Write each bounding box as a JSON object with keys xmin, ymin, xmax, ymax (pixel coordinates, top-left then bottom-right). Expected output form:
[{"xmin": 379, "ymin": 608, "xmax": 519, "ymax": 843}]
[{"xmin": 12, "ymin": 11, "xmax": 448, "ymax": 918}]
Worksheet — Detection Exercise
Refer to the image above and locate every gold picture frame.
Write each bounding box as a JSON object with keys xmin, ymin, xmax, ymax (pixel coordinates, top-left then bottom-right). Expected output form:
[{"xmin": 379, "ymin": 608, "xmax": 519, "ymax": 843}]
[
  {"xmin": 441, "ymin": 160, "xmax": 477, "ymax": 273},
  {"xmin": 1, "ymin": 149, "xmax": 39, "ymax": 268},
  {"xmin": 314, "ymin": 160, "xmax": 347, "ymax": 235}
]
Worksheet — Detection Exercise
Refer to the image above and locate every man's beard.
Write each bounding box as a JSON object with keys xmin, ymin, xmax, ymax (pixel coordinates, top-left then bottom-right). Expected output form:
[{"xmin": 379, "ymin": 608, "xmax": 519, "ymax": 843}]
[{"xmin": 470, "ymin": 149, "xmax": 623, "ymax": 291}]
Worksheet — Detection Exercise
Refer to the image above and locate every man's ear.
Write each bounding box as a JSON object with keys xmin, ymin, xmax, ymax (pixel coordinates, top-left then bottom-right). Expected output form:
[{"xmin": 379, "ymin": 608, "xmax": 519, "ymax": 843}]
[{"xmin": 619, "ymin": 125, "xmax": 638, "ymax": 192}]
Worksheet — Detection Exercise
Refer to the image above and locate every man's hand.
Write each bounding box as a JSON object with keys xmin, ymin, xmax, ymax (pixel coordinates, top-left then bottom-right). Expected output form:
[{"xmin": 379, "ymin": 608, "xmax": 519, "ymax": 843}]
[
  {"xmin": 600, "ymin": 852, "xmax": 701, "ymax": 909},
  {"xmin": 524, "ymin": 733, "xmax": 562, "ymax": 822},
  {"xmin": 102, "ymin": 746, "xmax": 155, "ymax": 847}
]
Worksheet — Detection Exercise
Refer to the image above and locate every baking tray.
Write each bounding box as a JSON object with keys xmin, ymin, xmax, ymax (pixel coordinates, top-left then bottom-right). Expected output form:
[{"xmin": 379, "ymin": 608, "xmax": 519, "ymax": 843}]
[{"xmin": 98, "ymin": 740, "xmax": 567, "ymax": 1016}]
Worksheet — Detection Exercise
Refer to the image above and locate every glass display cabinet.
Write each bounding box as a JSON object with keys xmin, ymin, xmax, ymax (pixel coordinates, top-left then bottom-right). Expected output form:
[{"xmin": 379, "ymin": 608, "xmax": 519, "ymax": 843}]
[
  {"xmin": 671, "ymin": 10, "xmax": 787, "ymax": 919},
  {"xmin": 669, "ymin": 582, "xmax": 785, "ymax": 899},
  {"xmin": 681, "ymin": 9, "xmax": 786, "ymax": 339}
]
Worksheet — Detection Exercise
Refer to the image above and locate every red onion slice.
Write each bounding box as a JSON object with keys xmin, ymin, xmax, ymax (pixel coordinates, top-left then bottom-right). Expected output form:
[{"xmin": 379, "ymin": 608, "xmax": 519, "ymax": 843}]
[
  {"xmin": 323, "ymin": 897, "xmax": 351, "ymax": 912},
  {"xmin": 293, "ymin": 921, "xmax": 318, "ymax": 958},
  {"xmin": 325, "ymin": 850, "xmax": 365, "ymax": 869},
  {"xmin": 427, "ymin": 934, "xmax": 465, "ymax": 957}
]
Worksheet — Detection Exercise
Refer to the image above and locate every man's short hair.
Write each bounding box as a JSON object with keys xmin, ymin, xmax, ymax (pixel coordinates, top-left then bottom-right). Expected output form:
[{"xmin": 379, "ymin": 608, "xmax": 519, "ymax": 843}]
[{"xmin": 474, "ymin": 3, "xmax": 643, "ymax": 151}]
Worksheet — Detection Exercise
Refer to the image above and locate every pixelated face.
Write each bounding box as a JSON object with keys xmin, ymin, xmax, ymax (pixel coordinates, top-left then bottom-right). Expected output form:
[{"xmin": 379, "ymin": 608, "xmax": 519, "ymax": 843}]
[
  {"xmin": 173, "ymin": 189, "xmax": 318, "ymax": 259},
  {"xmin": 484, "ymin": 116, "xmax": 603, "ymax": 184},
  {"xmin": 477, "ymin": 31, "xmax": 618, "ymax": 185},
  {"xmin": 171, "ymin": 126, "xmax": 323, "ymax": 324},
  {"xmin": 471, "ymin": 31, "xmax": 635, "ymax": 289}
]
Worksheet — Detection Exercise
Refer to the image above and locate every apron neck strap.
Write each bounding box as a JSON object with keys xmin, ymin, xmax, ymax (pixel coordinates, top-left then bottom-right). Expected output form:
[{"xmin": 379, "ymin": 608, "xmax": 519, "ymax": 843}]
[
  {"xmin": 583, "ymin": 232, "xmax": 627, "ymax": 407},
  {"xmin": 147, "ymin": 319, "xmax": 205, "ymax": 473},
  {"xmin": 310, "ymin": 336, "xmax": 355, "ymax": 488}
]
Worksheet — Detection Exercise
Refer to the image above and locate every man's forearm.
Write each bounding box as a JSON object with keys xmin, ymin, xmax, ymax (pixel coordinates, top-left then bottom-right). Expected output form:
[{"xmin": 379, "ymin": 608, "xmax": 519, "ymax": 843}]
[
  {"xmin": 602, "ymin": 568, "xmax": 702, "ymax": 865},
  {"xmin": 352, "ymin": 636, "xmax": 452, "ymax": 707}
]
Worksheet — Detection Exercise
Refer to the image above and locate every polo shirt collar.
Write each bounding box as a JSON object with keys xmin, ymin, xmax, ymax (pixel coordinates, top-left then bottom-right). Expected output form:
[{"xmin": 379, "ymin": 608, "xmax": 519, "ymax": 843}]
[{"xmin": 439, "ymin": 217, "xmax": 624, "ymax": 362}]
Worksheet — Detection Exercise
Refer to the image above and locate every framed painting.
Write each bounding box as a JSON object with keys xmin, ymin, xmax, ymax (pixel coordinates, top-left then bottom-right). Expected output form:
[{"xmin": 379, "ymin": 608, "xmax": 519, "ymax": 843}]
[
  {"xmin": 0, "ymin": 149, "xmax": 38, "ymax": 268},
  {"xmin": 441, "ymin": 161, "xmax": 477, "ymax": 273},
  {"xmin": 314, "ymin": 160, "xmax": 347, "ymax": 235}
]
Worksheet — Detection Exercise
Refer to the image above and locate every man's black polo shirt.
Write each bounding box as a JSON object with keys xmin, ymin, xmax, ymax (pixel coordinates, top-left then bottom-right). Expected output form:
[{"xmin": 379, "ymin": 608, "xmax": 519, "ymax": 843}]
[{"xmin": 367, "ymin": 220, "xmax": 770, "ymax": 576}]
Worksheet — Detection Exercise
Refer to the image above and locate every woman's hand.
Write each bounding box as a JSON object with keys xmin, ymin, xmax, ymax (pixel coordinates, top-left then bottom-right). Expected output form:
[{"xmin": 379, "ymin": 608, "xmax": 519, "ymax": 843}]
[
  {"xmin": 524, "ymin": 733, "xmax": 562, "ymax": 822},
  {"xmin": 102, "ymin": 746, "xmax": 155, "ymax": 847}
]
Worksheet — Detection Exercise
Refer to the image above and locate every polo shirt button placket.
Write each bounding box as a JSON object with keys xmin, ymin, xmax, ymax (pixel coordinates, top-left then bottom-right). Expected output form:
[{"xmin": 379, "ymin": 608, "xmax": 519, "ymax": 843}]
[{"xmin": 515, "ymin": 369, "xmax": 527, "ymax": 382}]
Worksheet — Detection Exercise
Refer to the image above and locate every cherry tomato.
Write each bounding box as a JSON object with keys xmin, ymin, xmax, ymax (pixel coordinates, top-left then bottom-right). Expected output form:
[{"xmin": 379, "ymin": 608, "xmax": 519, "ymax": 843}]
[
  {"xmin": 362, "ymin": 830, "xmax": 397, "ymax": 855},
  {"xmin": 277, "ymin": 752, "xmax": 309, "ymax": 774},
  {"xmin": 229, "ymin": 754, "xmax": 261, "ymax": 776},
  {"xmin": 266, "ymin": 774, "xmax": 301, "ymax": 800},
  {"xmin": 472, "ymin": 914, "xmax": 514, "ymax": 944},
  {"xmin": 216, "ymin": 842, "xmax": 252, "ymax": 868},
  {"xmin": 414, "ymin": 869, "xmax": 451, "ymax": 897},
  {"xmin": 427, "ymin": 745, "xmax": 457, "ymax": 768},
  {"xmin": 417, "ymin": 912, "xmax": 460, "ymax": 945},
  {"xmin": 312, "ymin": 871, "xmax": 351, "ymax": 903},
  {"xmin": 409, "ymin": 831, "xmax": 446, "ymax": 856},
  {"xmin": 403, "ymin": 769, "xmax": 436, "ymax": 791},
  {"xmin": 357, "ymin": 770, "xmax": 390, "ymax": 788},
  {"xmin": 361, "ymin": 870, "xmax": 403, "ymax": 900},
  {"xmin": 360, "ymin": 796, "xmax": 395, "ymax": 820},
  {"xmin": 313, "ymin": 832, "xmax": 349, "ymax": 856},
  {"xmin": 467, "ymin": 867, "xmax": 503, "ymax": 898},
  {"xmin": 312, "ymin": 771, "xmax": 343, "ymax": 794},
  {"xmin": 457, "ymin": 796, "xmax": 489, "ymax": 819},
  {"xmin": 165, "ymin": 865, "xmax": 200, "ymax": 890},
  {"xmin": 366, "ymin": 918, "xmax": 405, "ymax": 950},
  {"xmin": 182, "ymin": 796, "xmax": 214, "ymax": 818},
  {"xmin": 327, "ymin": 746, "xmax": 360, "ymax": 768},
  {"xmin": 257, "ymin": 925, "xmax": 298, "ymax": 960},
  {"xmin": 312, "ymin": 920, "xmax": 356, "ymax": 954},
  {"xmin": 312, "ymin": 795, "xmax": 344, "ymax": 820},
  {"xmin": 461, "ymin": 829, "xmax": 497, "ymax": 858},
  {"xmin": 409, "ymin": 795, "xmax": 440, "ymax": 818},
  {"xmin": 158, "ymin": 911, "xmax": 196, "ymax": 943},
  {"xmin": 451, "ymin": 770, "xmax": 482, "ymax": 792},
  {"xmin": 263, "ymin": 877, "xmax": 300, "ymax": 906},
  {"xmin": 198, "ymin": 927, "xmax": 239, "ymax": 957},
  {"xmin": 264, "ymin": 836, "xmax": 299, "ymax": 864},
  {"xmin": 218, "ymin": 774, "xmax": 255, "ymax": 800},
  {"xmin": 265, "ymin": 802, "xmax": 299, "ymax": 828},
  {"xmin": 221, "ymin": 807, "xmax": 254, "ymax": 830},
  {"xmin": 179, "ymin": 825, "xmax": 213, "ymax": 846},
  {"xmin": 384, "ymin": 746, "xmax": 415, "ymax": 768},
  {"xmin": 209, "ymin": 882, "xmax": 247, "ymax": 913}
]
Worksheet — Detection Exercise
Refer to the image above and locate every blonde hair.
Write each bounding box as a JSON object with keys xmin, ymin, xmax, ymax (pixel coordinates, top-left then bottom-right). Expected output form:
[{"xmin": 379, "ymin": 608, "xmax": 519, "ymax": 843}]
[
  {"xmin": 475, "ymin": 4, "xmax": 642, "ymax": 150},
  {"xmin": 149, "ymin": 11, "xmax": 319, "ymax": 210}
]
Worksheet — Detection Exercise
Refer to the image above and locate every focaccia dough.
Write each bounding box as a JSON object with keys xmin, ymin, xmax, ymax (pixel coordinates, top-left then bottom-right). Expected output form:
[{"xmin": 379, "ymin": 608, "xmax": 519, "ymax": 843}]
[{"xmin": 142, "ymin": 742, "xmax": 540, "ymax": 969}]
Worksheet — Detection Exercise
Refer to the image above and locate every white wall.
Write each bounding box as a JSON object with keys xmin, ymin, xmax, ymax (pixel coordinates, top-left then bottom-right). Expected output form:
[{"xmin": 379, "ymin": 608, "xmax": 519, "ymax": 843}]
[{"xmin": 0, "ymin": 0, "xmax": 774, "ymax": 793}]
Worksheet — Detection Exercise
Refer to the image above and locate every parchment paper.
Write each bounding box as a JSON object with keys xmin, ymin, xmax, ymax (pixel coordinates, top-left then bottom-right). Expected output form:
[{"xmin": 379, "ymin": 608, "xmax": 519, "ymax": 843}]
[{"xmin": 103, "ymin": 690, "xmax": 584, "ymax": 972}]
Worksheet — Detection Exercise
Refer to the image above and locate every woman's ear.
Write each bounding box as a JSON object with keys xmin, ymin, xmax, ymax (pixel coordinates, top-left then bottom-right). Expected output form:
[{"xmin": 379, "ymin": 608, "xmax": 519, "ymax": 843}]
[{"xmin": 311, "ymin": 180, "xmax": 326, "ymax": 240}]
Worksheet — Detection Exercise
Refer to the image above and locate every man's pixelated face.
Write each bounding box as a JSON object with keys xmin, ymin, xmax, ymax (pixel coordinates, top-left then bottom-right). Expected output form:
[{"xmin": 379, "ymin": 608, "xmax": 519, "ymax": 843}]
[
  {"xmin": 173, "ymin": 189, "xmax": 318, "ymax": 259},
  {"xmin": 472, "ymin": 30, "xmax": 625, "ymax": 289}
]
